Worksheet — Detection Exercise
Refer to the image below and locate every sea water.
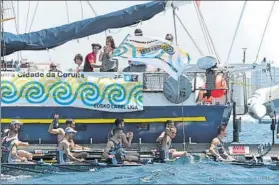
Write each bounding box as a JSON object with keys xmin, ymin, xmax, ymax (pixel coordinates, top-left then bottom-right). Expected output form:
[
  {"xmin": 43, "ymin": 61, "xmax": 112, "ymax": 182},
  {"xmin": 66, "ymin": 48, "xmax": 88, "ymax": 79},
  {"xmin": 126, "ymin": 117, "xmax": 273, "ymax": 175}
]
[{"xmin": 2, "ymin": 121, "xmax": 279, "ymax": 184}]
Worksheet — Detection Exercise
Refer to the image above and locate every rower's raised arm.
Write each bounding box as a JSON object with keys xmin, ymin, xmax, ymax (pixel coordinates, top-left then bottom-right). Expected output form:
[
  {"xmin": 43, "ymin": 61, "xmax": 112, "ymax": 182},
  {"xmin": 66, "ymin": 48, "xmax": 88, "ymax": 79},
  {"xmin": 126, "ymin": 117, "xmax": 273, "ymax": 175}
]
[
  {"xmin": 156, "ymin": 131, "xmax": 166, "ymax": 143},
  {"xmin": 48, "ymin": 115, "xmax": 64, "ymax": 135}
]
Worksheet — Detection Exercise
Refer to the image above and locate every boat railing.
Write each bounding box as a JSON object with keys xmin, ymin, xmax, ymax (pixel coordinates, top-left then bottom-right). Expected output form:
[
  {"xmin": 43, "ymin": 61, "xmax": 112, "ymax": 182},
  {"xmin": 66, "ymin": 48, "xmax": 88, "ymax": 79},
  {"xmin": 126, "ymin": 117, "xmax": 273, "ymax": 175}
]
[{"xmin": 142, "ymin": 72, "xmax": 196, "ymax": 92}]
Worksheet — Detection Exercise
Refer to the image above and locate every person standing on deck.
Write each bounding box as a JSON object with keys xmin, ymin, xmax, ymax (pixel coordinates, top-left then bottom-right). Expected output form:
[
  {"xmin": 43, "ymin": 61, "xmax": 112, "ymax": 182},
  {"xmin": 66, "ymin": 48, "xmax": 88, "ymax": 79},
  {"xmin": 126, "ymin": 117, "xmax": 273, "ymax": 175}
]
[
  {"xmin": 103, "ymin": 128, "xmax": 139, "ymax": 165},
  {"xmin": 1, "ymin": 120, "xmax": 33, "ymax": 163},
  {"xmin": 108, "ymin": 118, "xmax": 134, "ymax": 148},
  {"xmin": 209, "ymin": 124, "xmax": 235, "ymax": 161},
  {"xmin": 49, "ymin": 63, "xmax": 61, "ymax": 72},
  {"xmin": 165, "ymin": 33, "xmax": 174, "ymax": 43},
  {"xmin": 74, "ymin": 54, "xmax": 84, "ymax": 73},
  {"xmin": 83, "ymin": 43, "xmax": 102, "ymax": 72},
  {"xmin": 57, "ymin": 127, "xmax": 85, "ymax": 164},
  {"xmin": 99, "ymin": 36, "xmax": 118, "ymax": 72},
  {"xmin": 48, "ymin": 114, "xmax": 89, "ymax": 159},
  {"xmin": 158, "ymin": 127, "xmax": 188, "ymax": 162}
]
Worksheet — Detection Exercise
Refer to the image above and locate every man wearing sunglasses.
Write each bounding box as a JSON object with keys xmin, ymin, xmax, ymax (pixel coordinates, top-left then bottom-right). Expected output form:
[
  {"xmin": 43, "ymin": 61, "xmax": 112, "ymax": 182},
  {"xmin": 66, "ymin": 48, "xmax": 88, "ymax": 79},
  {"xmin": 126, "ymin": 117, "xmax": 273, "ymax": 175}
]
[
  {"xmin": 159, "ymin": 127, "xmax": 188, "ymax": 162},
  {"xmin": 83, "ymin": 43, "xmax": 102, "ymax": 72},
  {"xmin": 48, "ymin": 114, "xmax": 89, "ymax": 159}
]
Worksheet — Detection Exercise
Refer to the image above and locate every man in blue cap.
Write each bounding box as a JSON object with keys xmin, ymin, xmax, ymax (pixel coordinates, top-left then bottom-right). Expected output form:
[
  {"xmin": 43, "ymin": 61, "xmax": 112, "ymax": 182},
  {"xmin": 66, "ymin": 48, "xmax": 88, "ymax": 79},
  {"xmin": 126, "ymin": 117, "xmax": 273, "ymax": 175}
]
[
  {"xmin": 57, "ymin": 127, "xmax": 85, "ymax": 164},
  {"xmin": 1, "ymin": 120, "xmax": 33, "ymax": 163}
]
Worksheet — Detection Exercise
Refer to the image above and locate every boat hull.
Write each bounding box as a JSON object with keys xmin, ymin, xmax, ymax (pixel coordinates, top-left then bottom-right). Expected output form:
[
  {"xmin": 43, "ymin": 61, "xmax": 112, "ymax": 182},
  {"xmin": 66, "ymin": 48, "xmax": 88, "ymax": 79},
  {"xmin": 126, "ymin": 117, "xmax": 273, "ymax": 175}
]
[{"xmin": 1, "ymin": 104, "xmax": 232, "ymax": 144}]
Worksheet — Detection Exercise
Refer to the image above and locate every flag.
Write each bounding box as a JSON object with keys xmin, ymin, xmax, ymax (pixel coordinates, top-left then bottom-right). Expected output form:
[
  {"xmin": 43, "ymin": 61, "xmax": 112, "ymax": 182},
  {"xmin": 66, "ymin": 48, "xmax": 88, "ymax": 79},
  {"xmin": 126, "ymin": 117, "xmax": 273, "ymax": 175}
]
[{"xmin": 112, "ymin": 34, "xmax": 190, "ymax": 81}]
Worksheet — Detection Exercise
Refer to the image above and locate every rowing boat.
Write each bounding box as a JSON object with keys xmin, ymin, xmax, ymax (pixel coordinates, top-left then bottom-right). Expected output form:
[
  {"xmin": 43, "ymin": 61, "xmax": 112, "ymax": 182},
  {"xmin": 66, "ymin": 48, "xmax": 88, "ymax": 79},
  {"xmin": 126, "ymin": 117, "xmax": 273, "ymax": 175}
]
[
  {"xmin": 1, "ymin": 161, "xmax": 144, "ymax": 175},
  {"xmin": 2, "ymin": 153, "xmax": 279, "ymax": 175}
]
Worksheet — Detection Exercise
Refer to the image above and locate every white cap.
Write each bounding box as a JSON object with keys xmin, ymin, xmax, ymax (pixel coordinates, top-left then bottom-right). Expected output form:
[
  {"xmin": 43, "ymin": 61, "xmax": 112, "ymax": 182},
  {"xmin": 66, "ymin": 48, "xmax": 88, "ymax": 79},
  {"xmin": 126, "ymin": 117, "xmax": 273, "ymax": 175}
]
[
  {"xmin": 65, "ymin": 127, "xmax": 77, "ymax": 134},
  {"xmin": 10, "ymin": 120, "xmax": 23, "ymax": 126}
]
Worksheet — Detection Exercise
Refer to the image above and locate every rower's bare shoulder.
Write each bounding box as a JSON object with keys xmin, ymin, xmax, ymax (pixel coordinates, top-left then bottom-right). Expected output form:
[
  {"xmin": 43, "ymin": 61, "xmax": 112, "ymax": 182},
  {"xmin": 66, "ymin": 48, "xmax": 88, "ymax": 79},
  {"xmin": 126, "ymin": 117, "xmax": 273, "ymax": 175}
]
[
  {"xmin": 58, "ymin": 128, "xmax": 65, "ymax": 135},
  {"xmin": 211, "ymin": 138, "xmax": 220, "ymax": 145}
]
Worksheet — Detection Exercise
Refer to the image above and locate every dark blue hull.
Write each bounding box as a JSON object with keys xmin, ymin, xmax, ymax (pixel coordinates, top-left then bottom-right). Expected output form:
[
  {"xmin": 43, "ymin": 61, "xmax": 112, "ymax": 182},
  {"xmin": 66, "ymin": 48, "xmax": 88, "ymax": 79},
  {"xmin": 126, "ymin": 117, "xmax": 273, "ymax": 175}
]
[{"xmin": 1, "ymin": 104, "xmax": 232, "ymax": 144}]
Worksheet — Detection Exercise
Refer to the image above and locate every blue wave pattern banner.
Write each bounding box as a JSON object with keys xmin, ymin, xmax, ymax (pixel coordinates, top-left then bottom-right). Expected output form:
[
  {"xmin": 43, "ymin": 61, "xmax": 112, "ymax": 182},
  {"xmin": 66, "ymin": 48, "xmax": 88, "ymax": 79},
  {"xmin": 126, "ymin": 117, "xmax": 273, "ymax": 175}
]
[
  {"xmin": 1, "ymin": 72, "xmax": 143, "ymax": 112},
  {"xmin": 113, "ymin": 35, "xmax": 190, "ymax": 80}
]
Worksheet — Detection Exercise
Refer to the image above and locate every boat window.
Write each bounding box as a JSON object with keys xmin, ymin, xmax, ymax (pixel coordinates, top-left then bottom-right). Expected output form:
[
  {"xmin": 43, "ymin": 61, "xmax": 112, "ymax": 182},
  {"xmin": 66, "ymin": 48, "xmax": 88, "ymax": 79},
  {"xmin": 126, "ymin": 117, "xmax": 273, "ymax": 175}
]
[
  {"xmin": 137, "ymin": 123, "xmax": 149, "ymax": 130},
  {"xmin": 75, "ymin": 125, "xmax": 87, "ymax": 131},
  {"xmin": 143, "ymin": 72, "xmax": 196, "ymax": 92}
]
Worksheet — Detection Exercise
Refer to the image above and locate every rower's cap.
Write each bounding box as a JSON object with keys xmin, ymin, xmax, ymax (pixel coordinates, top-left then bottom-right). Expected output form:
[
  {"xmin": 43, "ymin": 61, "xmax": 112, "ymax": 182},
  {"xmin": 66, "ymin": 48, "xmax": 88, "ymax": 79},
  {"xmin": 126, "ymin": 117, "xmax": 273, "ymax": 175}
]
[
  {"xmin": 65, "ymin": 127, "xmax": 77, "ymax": 134},
  {"xmin": 10, "ymin": 120, "xmax": 23, "ymax": 126}
]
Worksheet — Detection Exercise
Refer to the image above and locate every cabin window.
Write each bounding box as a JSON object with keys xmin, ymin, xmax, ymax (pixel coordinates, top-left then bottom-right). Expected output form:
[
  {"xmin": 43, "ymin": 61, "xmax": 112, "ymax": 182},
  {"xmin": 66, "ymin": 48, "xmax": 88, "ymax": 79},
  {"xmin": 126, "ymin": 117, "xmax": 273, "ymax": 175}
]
[
  {"xmin": 137, "ymin": 123, "xmax": 149, "ymax": 130},
  {"xmin": 75, "ymin": 125, "xmax": 87, "ymax": 131}
]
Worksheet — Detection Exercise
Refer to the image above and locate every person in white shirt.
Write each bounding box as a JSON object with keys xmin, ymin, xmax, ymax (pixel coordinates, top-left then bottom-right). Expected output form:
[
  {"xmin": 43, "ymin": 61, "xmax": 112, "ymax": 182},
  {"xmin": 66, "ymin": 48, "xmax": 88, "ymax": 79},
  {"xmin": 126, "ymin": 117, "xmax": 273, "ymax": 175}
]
[{"xmin": 74, "ymin": 54, "xmax": 84, "ymax": 73}]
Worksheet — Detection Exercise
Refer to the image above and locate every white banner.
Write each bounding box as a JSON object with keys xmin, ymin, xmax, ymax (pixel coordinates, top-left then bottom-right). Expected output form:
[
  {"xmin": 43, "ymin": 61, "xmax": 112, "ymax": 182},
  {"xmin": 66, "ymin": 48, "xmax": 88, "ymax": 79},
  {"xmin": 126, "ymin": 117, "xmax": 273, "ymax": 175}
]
[
  {"xmin": 112, "ymin": 34, "xmax": 190, "ymax": 80},
  {"xmin": 1, "ymin": 72, "xmax": 143, "ymax": 112}
]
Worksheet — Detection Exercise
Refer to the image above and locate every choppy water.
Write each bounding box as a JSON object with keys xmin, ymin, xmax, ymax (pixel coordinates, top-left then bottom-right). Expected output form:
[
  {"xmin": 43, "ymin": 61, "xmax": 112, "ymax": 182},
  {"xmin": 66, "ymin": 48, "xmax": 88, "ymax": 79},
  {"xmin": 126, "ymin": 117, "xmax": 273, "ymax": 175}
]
[{"xmin": 2, "ymin": 119, "xmax": 279, "ymax": 184}]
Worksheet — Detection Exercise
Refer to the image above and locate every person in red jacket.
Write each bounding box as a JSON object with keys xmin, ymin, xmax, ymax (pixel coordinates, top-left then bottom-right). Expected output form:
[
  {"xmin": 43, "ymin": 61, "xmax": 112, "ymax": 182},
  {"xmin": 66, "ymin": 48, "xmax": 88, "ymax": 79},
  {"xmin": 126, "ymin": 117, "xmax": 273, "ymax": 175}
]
[{"xmin": 83, "ymin": 43, "xmax": 102, "ymax": 72}]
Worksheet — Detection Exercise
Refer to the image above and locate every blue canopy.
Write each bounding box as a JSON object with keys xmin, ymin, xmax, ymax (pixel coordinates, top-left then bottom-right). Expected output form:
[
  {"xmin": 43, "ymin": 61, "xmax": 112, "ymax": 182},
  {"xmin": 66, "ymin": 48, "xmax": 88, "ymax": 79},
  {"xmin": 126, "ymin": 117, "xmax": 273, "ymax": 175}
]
[{"xmin": 1, "ymin": 1, "xmax": 167, "ymax": 56}]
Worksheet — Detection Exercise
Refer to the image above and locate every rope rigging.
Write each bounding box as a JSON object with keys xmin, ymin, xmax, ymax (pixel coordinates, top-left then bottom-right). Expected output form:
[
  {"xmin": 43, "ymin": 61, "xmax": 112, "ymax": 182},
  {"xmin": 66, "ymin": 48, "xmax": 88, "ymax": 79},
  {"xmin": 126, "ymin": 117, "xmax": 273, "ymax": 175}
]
[
  {"xmin": 171, "ymin": 3, "xmax": 178, "ymax": 45},
  {"xmin": 11, "ymin": 1, "xmax": 22, "ymax": 61},
  {"xmin": 86, "ymin": 1, "xmax": 100, "ymax": 38},
  {"xmin": 193, "ymin": 1, "xmax": 213, "ymax": 55},
  {"xmin": 24, "ymin": 0, "xmax": 31, "ymax": 33},
  {"xmin": 28, "ymin": 1, "xmax": 39, "ymax": 33},
  {"xmin": 1, "ymin": 1, "xmax": 15, "ymax": 22},
  {"xmin": 225, "ymin": 1, "xmax": 247, "ymax": 65},
  {"xmin": 194, "ymin": 2, "xmax": 221, "ymax": 63},
  {"xmin": 255, "ymin": 1, "xmax": 276, "ymax": 63},
  {"xmin": 175, "ymin": 13, "xmax": 204, "ymax": 56},
  {"xmin": 76, "ymin": 1, "xmax": 84, "ymax": 43},
  {"xmin": 65, "ymin": 1, "xmax": 70, "ymax": 24}
]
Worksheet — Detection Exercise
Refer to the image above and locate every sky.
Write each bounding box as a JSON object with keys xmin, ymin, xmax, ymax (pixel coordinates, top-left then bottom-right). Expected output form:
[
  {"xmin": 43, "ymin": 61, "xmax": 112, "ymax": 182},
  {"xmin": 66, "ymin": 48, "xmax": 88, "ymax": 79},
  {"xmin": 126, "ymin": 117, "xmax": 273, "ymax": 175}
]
[{"xmin": 2, "ymin": 1, "xmax": 279, "ymax": 71}]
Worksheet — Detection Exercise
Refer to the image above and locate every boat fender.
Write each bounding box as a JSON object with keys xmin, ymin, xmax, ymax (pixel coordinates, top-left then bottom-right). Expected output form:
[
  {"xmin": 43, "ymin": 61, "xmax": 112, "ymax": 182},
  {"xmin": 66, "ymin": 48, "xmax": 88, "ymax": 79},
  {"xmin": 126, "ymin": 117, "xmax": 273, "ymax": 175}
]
[
  {"xmin": 248, "ymin": 102, "xmax": 267, "ymax": 120},
  {"xmin": 163, "ymin": 74, "xmax": 192, "ymax": 104}
]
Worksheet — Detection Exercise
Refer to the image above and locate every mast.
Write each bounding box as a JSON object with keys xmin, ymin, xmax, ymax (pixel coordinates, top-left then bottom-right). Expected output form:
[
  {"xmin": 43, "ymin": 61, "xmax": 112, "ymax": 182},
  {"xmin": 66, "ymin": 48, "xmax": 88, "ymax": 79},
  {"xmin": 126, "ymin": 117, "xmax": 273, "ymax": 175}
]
[
  {"xmin": 171, "ymin": 2, "xmax": 178, "ymax": 45},
  {"xmin": 0, "ymin": 0, "xmax": 3, "ymax": 177}
]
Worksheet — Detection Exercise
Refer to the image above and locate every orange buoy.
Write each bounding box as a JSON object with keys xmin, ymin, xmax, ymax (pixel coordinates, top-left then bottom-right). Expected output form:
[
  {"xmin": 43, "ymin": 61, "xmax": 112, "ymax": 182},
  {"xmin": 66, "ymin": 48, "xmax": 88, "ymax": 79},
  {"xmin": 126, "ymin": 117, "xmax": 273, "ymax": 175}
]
[
  {"xmin": 211, "ymin": 74, "xmax": 227, "ymax": 98},
  {"xmin": 197, "ymin": 74, "xmax": 227, "ymax": 102}
]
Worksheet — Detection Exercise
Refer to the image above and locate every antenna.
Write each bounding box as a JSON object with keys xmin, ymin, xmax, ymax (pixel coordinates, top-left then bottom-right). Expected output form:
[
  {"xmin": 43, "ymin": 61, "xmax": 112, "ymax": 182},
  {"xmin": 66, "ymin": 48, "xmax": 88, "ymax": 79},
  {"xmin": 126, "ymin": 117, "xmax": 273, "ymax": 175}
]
[{"xmin": 242, "ymin": 48, "xmax": 247, "ymax": 64}]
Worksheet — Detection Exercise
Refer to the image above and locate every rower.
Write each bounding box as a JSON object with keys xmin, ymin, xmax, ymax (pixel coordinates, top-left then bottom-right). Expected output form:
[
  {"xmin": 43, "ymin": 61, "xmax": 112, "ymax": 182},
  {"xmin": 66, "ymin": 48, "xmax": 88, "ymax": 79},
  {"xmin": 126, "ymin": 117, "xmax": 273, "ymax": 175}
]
[
  {"xmin": 48, "ymin": 114, "xmax": 89, "ymax": 158},
  {"xmin": 1, "ymin": 120, "xmax": 33, "ymax": 164},
  {"xmin": 209, "ymin": 124, "xmax": 234, "ymax": 161},
  {"xmin": 158, "ymin": 127, "xmax": 188, "ymax": 162},
  {"xmin": 57, "ymin": 127, "xmax": 85, "ymax": 164},
  {"xmin": 156, "ymin": 120, "xmax": 175, "ymax": 143},
  {"xmin": 107, "ymin": 118, "xmax": 134, "ymax": 148},
  {"xmin": 103, "ymin": 128, "xmax": 139, "ymax": 165}
]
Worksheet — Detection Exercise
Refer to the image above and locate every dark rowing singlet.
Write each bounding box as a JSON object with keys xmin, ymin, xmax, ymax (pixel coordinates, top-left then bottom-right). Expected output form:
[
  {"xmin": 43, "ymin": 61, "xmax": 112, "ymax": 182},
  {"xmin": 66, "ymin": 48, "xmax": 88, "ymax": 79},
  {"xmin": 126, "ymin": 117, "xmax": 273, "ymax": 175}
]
[
  {"xmin": 212, "ymin": 137, "xmax": 227, "ymax": 161},
  {"xmin": 159, "ymin": 138, "xmax": 171, "ymax": 161},
  {"xmin": 108, "ymin": 139, "xmax": 125, "ymax": 164},
  {"xmin": 1, "ymin": 136, "xmax": 17, "ymax": 163},
  {"xmin": 216, "ymin": 138, "xmax": 225, "ymax": 155},
  {"xmin": 57, "ymin": 139, "xmax": 70, "ymax": 164}
]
